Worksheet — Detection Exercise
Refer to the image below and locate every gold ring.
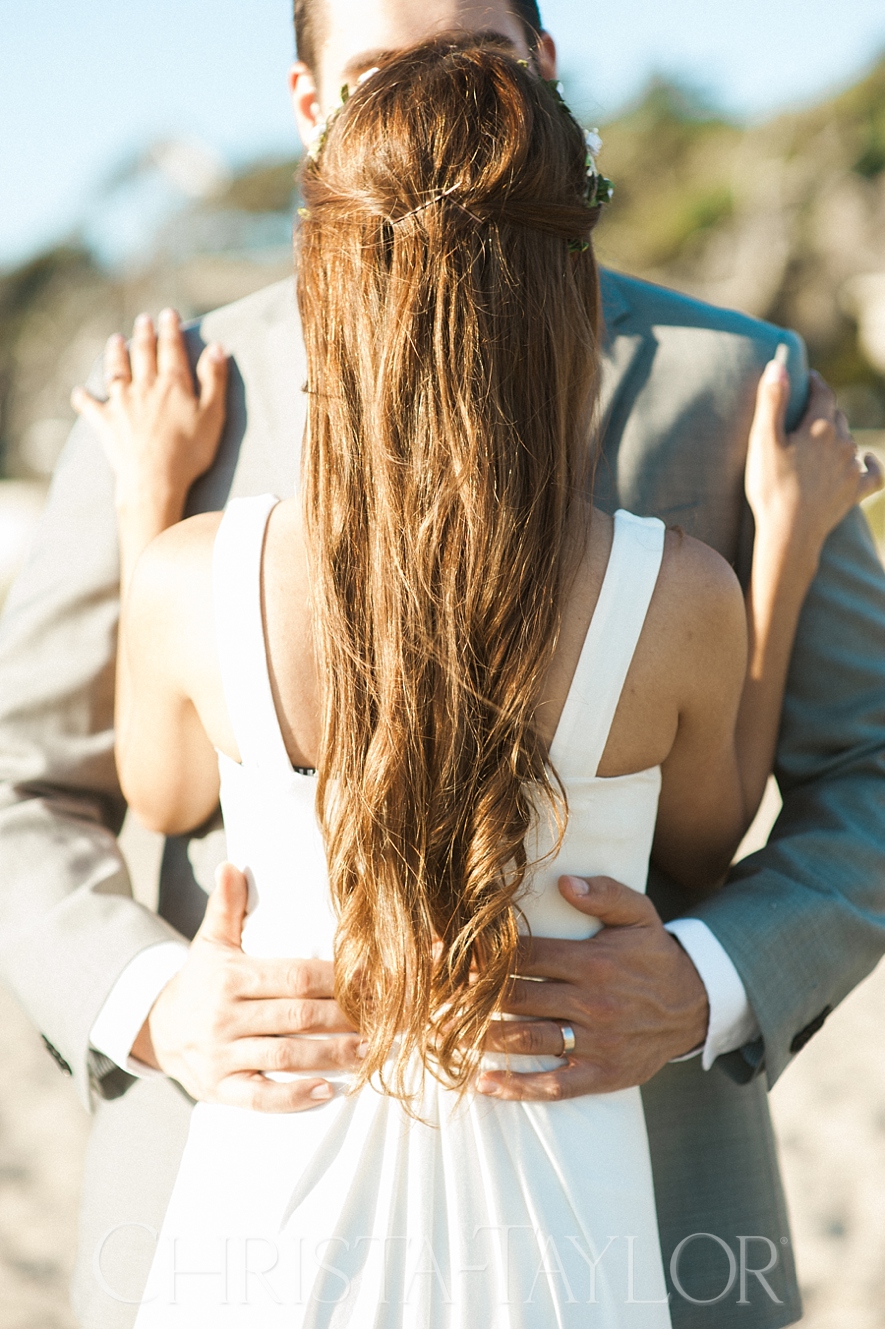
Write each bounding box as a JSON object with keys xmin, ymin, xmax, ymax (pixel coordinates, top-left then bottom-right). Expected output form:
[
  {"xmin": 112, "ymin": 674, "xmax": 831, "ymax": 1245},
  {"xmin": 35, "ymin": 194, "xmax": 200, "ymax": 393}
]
[{"xmin": 559, "ymin": 1022, "xmax": 576, "ymax": 1055}]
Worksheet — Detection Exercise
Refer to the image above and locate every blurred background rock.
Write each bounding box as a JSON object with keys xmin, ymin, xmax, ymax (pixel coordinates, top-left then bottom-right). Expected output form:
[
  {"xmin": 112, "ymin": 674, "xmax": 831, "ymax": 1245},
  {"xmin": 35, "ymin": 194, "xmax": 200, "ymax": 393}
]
[{"xmin": 2, "ymin": 34, "xmax": 885, "ymax": 1329}]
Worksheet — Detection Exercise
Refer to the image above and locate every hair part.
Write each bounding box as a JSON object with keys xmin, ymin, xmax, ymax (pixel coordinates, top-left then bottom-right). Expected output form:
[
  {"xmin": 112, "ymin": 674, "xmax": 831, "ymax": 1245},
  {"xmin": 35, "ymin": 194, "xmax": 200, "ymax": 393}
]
[{"xmin": 297, "ymin": 34, "xmax": 599, "ymax": 1109}]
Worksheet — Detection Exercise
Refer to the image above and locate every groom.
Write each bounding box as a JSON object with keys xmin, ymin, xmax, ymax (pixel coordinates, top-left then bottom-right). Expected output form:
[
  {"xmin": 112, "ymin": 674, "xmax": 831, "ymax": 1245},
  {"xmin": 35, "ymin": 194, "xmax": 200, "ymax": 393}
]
[{"xmin": 1, "ymin": 2, "xmax": 884, "ymax": 1326}]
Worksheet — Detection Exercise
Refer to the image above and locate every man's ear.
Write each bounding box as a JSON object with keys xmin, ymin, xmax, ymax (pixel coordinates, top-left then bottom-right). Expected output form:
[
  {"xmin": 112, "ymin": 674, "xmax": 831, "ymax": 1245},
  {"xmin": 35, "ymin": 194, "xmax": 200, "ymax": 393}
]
[
  {"xmin": 289, "ymin": 61, "xmax": 322, "ymax": 150},
  {"xmin": 536, "ymin": 32, "xmax": 557, "ymax": 81}
]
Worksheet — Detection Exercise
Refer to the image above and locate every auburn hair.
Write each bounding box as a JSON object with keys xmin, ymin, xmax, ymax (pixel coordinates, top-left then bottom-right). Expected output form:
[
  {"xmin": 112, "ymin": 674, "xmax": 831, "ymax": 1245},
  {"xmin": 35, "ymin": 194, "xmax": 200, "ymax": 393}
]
[{"xmin": 297, "ymin": 34, "xmax": 602, "ymax": 1103}]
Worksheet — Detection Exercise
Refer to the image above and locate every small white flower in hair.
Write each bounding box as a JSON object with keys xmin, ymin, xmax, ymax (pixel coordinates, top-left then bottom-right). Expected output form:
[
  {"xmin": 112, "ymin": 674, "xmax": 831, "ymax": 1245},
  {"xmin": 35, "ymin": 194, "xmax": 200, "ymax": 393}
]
[
  {"xmin": 307, "ymin": 67, "xmax": 383, "ymax": 162},
  {"xmin": 306, "ymin": 120, "xmax": 326, "ymax": 161},
  {"xmin": 584, "ymin": 128, "xmax": 603, "ymax": 162}
]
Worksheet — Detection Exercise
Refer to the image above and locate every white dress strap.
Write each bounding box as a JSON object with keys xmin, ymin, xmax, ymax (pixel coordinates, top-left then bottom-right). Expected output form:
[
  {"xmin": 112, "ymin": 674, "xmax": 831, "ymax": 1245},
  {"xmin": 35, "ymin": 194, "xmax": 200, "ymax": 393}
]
[
  {"xmin": 213, "ymin": 493, "xmax": 294, "ymax": 775},
  {"xmin": 550, "ymin": 510, "xmax": 665, "ymax": 779}
]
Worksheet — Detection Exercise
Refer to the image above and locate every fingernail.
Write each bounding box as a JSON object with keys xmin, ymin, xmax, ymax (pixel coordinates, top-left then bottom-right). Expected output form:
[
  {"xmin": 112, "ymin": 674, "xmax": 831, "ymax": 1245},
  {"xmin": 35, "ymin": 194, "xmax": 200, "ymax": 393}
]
[
  {"xmin": 774, "ymin": 342, "xmax": 790, "ymax": 367},
  {"xmin": 106, "ymin": 332, "xmax": 124, "ymax": 346},
  {"xmin": 134, "ymin": 313, "xmax": 152, "ymax": 331},
  {"xmin": 208, "ymin": 342, "xmax": 227, "ymax": 362},
  {"xmin": 159, "ymin": 306, "xmax": 176, "ymax": 323},
  {"xmin": 564, "ymin": 875, "xmax": 590, "ymax": 895},
  {"xmin": 310, "ymin": 1082, "xmax": 333, "ymax": 1100},
  {"xmin": 763, "ymin": 360, "xmax": 786, "ymax": 385},
  {"xmin": 356, "ymin": 1040, "xmax": 369, "ymax": 1059},
  {"xmin": 476, "ymin": 1075, "xmax": 497, "ymax": 1096}
]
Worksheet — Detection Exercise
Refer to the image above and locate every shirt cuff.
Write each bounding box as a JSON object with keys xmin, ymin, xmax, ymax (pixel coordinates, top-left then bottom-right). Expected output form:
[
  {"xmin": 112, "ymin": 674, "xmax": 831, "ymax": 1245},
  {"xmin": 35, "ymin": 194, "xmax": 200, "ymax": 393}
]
[
  {"xmin": 664, "ymin": 918, "xmax": 761, "ymax": 1070},
  {"xmin": 88, "ymin": 940, "xmax": 189, "ymax": 1077}
]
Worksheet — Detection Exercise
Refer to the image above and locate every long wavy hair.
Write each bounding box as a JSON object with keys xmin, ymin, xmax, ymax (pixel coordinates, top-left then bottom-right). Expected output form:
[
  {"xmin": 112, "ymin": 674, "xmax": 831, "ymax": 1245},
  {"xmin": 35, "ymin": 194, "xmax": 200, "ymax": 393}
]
[{"xmin": 297, "ymin": 34, "xmax": 602, "ymax": 1102}]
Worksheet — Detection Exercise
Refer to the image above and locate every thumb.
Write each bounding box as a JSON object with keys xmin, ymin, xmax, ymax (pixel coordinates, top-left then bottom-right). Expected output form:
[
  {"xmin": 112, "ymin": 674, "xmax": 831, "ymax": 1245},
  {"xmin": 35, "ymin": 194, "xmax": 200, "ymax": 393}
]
[
  {"xmin": 195, "ymin": 342, "xmax": 228, "ymax": 420},
  {"xmin": 70, "ymin": 385, "xmax": 109, "ymax": 436},
  {"xmin": 196, "ymin": 861, "xmax": 248, "ymax": 949},
  {"xmin": 558, "ymin": 874, "xmax": 655, "ymax": 927},
  {"xmin": 751, "ymin": 358, "xmax": 789, "ymax": 446},
  {"xmin": 858, "ymin": 452, "xmax": 885, "ymax": 504}
]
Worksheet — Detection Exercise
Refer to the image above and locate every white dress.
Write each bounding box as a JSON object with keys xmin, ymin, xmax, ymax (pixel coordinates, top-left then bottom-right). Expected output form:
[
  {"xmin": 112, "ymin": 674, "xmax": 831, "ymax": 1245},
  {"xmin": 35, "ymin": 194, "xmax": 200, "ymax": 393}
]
[{"xmin": 135, "ymin": 495, "xmax": 672, "ymax": 1328}]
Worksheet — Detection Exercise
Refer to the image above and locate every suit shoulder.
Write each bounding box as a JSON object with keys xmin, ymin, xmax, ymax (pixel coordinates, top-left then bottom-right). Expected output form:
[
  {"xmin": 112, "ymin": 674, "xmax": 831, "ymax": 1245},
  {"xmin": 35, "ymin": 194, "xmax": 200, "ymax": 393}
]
[
  {"xmin": 601, "ymin": 267, "xmax": 803, "ymax": 353},
  {"xmin": 187, "ymin": 278, "xmax": 298, "ymax": 346}
]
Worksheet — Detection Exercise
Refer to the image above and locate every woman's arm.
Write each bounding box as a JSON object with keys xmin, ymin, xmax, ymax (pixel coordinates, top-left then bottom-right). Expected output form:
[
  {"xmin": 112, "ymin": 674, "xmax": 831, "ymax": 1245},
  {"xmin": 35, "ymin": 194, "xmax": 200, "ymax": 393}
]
[
  {"xmin": 113, "ymin": 514, "xmax": 224, "ymax": 833},
  {"xmin": 653, "ymin": 362, "xmax": 883, "ymax": 891},
  {"xmin": 72, "ymin": 309, "xmax": 229, "ymax": 833}
]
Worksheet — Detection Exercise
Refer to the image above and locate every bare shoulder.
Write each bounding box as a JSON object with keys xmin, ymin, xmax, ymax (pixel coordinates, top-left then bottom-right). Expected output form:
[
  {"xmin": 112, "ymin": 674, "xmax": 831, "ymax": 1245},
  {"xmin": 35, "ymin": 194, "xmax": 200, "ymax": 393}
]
[
  {"xmin": 139, "ymin": 510, "xmax": 223, "ymax": 567},
  {"xmin": 645, "ymin": 528, "xmax": 749, "ymax": 722},
  {"xmin": 130, "ymin": 512, "xmax": 222, "ymax": 601},
  {"xmin": 126, "ymin": 513, "xmax": 224, "ymax": 687},
  {"xmin": 656, "ymin": 527, "xmax": 743, "ymax": 623},
  {"xmin": 650, "ymin": 526, "xmax": 747, "ymax": 694}
]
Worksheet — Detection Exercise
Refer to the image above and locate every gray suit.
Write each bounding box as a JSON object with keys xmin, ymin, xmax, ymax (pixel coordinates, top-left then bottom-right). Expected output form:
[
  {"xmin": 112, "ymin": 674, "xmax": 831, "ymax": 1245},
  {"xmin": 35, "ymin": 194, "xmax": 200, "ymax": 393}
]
[{"xmin": 1, "ymin": 269, "xmax": 884, "ymax": 1328}]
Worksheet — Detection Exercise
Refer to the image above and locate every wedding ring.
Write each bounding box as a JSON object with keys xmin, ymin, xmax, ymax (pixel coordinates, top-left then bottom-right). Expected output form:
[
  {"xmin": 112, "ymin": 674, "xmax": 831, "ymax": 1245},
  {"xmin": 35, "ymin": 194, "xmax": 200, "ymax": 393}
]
[{"xmin": 558, "ymin": 1022, "xmax": 576, "ymax": 1055}]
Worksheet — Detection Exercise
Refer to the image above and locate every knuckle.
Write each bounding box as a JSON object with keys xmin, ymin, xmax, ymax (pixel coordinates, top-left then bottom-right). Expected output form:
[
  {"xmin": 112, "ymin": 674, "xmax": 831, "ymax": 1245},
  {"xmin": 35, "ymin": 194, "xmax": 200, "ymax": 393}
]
[
  {"xmin": 205, "ymin": 1011, "xmax": 228, "ymax": 1045},
  {"xmin": 519, "ymin": 1024, "xmax": 543, "ymax": 1054},
  {"xmin": 295, "ymin": 999, "xmax": 319, "ymax": 1032},
  {"xmin": 592, "ymin": 992, "xmax": 619, "ymax": 1025},
  {"xmin": 285, "ymin": 1001, "xmax": 308, "ymax": 1033},
  {"xmin": 587, "ymin": 953, "xmax": 616, "ymax": 988},
  {"xmin": 506, "ymin": 1023, "xmax": 536, "ymax": 1055},
  {"xmin": 593, "ymin": 1030, "xmax": 623, "ymax": 1062},
  {"xmin": 337, "ymin": 1037, "xmax": 360, "ymax": 1068},
  {"xmin": 268, "ymin": 1038, "xmax": 292, "ymax": 1072},
  {"xmin": 216, "ymin": 966, "xmax": 239, "ymax": 1001},
  {"xmin": 286, "ymin": 962, "xmax": 312, "ymax": 999}
]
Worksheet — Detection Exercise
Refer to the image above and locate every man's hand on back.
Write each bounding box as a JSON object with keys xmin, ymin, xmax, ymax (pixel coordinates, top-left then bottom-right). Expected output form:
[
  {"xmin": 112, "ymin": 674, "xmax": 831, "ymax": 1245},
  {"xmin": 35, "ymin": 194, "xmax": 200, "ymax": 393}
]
[
  {"xmin": 132, "ymin": 863, "xmax": 361, "ymax": 1111},
  {"xmin": 475, "ymin": 874, "xmax": 710, "ymax": 1100},
  {"xmin": 136, "ymin": 867, "xmax": 707, "ymax": 1109}
]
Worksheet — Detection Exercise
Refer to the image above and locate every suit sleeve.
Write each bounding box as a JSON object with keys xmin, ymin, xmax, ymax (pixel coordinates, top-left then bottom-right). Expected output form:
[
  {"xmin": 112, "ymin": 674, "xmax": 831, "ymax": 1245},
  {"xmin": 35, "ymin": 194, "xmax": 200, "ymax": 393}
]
[
  {"xmin": 693, "ymin": 500, "xmax": 885, "ymax": 1086},
  {"xmin": 0, "ymin": 411, "xmax": 186, "ymax": 1111}
]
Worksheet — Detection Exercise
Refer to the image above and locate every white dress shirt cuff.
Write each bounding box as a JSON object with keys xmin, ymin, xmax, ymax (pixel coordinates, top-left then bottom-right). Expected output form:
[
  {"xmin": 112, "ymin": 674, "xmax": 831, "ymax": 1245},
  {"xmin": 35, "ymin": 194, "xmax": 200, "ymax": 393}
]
[
  {"xmin": 88, "ymin": 940, "xmax": 189, "ymax": 1077},
  {"xmin": 664, "ymin": 917, "xmax": 761, "ymax": 1070}
]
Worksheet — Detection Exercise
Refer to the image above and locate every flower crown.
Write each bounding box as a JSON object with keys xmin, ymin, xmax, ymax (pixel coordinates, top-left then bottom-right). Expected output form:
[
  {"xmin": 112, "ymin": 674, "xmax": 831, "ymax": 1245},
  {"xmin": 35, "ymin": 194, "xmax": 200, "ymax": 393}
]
[
  {"xmin": 302, "ymin": 63, "xmax": 613, "ymax": 239},
  {"xmin": 540, "ymin": 76, "xmax": 614, "ymax": 212}
]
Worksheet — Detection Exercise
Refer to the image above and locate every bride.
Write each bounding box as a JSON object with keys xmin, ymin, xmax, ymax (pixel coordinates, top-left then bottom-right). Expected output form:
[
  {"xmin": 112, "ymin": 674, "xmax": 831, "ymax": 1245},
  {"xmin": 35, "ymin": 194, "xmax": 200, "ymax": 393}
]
[{"xmin": 74, "ymin": 34, "xmax": 880, "ymax": 1328}]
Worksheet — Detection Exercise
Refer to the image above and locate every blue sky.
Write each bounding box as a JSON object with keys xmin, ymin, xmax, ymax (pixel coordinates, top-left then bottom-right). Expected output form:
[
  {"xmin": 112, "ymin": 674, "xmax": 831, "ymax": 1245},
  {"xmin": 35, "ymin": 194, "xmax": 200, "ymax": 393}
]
[{"xmin": 2, "ymin": 0, "xmax": 885, "ymax": 270}]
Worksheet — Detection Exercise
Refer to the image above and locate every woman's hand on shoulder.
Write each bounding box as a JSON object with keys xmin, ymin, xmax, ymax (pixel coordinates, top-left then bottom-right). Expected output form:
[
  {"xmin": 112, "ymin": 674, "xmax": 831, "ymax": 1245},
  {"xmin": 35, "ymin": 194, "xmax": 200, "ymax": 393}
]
[
  {"xmin": 744, "ymin": 361, "xmax": 883, "ymax": 574},
  {"xmin": 72, "ymin": 308, "xmax": 228, "ymax": 515}
]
